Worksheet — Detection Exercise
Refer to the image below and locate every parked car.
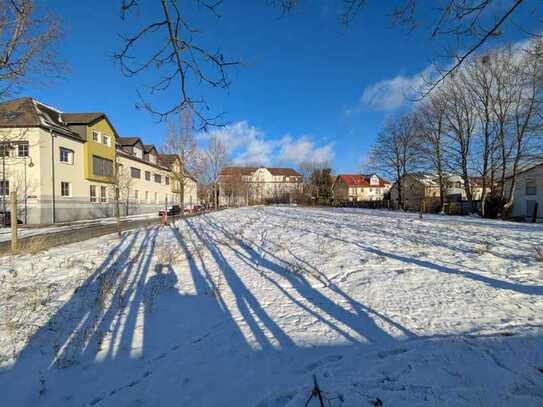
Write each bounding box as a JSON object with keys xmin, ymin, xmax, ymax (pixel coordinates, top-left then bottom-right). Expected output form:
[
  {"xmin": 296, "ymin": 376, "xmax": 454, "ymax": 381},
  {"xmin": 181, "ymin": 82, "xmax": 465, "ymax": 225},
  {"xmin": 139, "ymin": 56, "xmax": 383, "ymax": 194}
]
[{"xmin": 158, "ymin": 205, "xmax": 181, "ymax": 217}]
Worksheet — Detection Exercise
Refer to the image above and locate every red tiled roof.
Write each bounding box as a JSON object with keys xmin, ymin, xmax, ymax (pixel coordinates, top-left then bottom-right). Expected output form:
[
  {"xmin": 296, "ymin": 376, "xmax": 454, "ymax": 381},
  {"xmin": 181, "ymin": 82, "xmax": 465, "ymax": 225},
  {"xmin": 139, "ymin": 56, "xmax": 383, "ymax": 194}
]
[
  {"xmin": 336, "ymin": 174, "xmax": 390, "ymax": 188},
  {"xmin": 267, "ymin": 167, "xmax": 302, "ymax": 177}
]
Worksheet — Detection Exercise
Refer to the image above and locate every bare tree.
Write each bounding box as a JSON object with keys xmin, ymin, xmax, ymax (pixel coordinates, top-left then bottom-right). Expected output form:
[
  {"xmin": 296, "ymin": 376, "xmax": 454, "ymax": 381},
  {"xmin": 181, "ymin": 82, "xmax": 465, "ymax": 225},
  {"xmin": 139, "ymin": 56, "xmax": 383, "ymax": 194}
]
[
  {"xmin": 462, "ymin": 55, "xmax": 498, "ymax": 216},
  {"xmin": 367, "ymin": 114, "xmax": 420, "ymax": 209},
  {"xmin": 0, "ymin": 0, "xmax": 63, "ymax": 98},
  {"xmin": 161, "ymin": 108, "xmax": 200, "ymax": 214},
  {"xmin": 115, "ymin": 0, "xmax": 238, "ymax": 129},
  {"xmin": 415, "ymin": 93, "xmax": 448, "ymax": 211},
  {"xmin": 201, "ymin": 135, "xmax": 228, "ymax": 209},
  {"xmin": 298, "ymin": 159, "xmax": 330, "ymax": 203}
]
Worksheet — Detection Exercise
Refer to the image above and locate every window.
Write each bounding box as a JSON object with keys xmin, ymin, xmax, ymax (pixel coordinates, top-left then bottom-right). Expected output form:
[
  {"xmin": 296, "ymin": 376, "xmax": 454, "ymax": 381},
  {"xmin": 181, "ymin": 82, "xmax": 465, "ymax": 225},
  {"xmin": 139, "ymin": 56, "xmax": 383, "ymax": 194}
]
[
  {"xmin": 61, "ymin": 182, "xmax": 71, "ymax": 197},
  {"xmin": 92, "ymin": 130, "xmax": 99, "ymax": 142},
  {"xmin": 100, "ymin": 186, "xmax": 107, "ymax": 203},
  {"xmin": 92, "ymin": 155, "xmax": 113, "ymax": 177},
  {"xmin": 102, "ymin": 134, "xmax": 110, "ymax": 146},
  {"xmin": 130, "ymin": 167, "xmax": 141, "ymax": 179},
  {"xmin": 0, "ymin": 143, "xmax": 11, "ymax": 157},
  {"xmin": 90, "ymin": 185, "xmax": 97, "ymax": 202},
  {"xmin": 145, "ymin": 191, "xmax": 149, "ymax": 203},
  {"xmin": 145, "ymin": 171, "xmax": 151, "ymax": 181},
  {"xmin": 0, "ymin": 180, "xmax": 8, "ymax": 196},
  {"xmin": 526, "ymin": 179, "xmax": 537, "ymax": 196},
  {"xmin": 165, "ymin": 176, "xmax": 170, "ymax": 185},
  {"xmin": 60, "ymin": 147, "xmax": 74, "ymax": 164},
  {"xmin": 17, "ymin": 142, "xmax": 29, "ymax": 157},
  {"xmin": 154, "ymin": 173, "xmax": 161, "ymax": 183},
  {"xmin": 133, "ymin": 148, "xmax": 143, "ymax": 159}
]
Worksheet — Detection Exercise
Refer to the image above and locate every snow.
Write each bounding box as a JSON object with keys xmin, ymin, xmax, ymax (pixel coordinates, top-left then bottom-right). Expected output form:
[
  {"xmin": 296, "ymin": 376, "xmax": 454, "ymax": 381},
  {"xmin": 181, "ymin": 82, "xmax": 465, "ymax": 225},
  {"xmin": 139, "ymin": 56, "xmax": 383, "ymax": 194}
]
[
  {"xmin": 0, "ymin": 206, "xmax": 542, "ymax": 406},
  {"xmin": 0, "ymin": 212, "xmax": 158, "ymax": 242}
]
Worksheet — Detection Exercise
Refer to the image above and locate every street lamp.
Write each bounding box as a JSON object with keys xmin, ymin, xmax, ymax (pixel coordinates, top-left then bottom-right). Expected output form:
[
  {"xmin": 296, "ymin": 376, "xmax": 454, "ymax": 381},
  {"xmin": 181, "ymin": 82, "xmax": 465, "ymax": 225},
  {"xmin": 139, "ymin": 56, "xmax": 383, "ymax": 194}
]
[{"xmin": 25, "ymin": 156, "xmax": 34, "ymax": 225}]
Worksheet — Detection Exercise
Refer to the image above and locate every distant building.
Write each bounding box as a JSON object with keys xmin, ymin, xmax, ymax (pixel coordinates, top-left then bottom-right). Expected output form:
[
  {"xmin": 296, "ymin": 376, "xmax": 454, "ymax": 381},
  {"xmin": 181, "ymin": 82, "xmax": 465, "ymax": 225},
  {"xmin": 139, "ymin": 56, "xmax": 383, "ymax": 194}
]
[
  {"xmin": 504, "ymin": 163, "xmax": 542, "ymax": 221},
  {"xmin": 218, "ymin": 166, "xmax": 303, "ymax": 206},
  {"xmin": 332, "ymin": 174, "xmax": 391, "ymax": 202},
  {"xmin": 389, "ymin": 173, "xmax": 486, "ymax": 211}
]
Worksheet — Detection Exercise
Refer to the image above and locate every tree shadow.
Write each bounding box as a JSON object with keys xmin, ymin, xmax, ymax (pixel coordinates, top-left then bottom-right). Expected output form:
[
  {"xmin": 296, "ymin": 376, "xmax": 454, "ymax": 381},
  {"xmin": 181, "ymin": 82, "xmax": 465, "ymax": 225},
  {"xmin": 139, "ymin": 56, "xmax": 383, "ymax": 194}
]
[{"xmin": 197, "ymin": 216, "xmax": 415, "ymax": 345}]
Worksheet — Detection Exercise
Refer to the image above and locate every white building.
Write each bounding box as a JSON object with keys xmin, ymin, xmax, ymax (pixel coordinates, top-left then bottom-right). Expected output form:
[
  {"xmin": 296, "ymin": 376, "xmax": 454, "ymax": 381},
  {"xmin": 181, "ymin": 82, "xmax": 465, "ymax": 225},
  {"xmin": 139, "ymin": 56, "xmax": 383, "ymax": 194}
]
[
  {"xmin": 504, "ymin": 163, "xmax": 542, "ymax": 221},
  {"xmin": 332, "ymin": 174, "xmax": 391, "ymax": 202},
  {"xmin": 218, "ymin": 166, "xmax": 303, "ymax": 206}
]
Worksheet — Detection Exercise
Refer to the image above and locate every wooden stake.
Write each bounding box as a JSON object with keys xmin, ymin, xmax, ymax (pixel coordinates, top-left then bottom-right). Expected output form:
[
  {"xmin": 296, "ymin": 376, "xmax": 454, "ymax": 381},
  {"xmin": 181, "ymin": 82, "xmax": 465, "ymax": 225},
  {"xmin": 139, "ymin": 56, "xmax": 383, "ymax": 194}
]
[{"xmin": 10, "ymin": 192, "xmax": 17, "ymax": 253}]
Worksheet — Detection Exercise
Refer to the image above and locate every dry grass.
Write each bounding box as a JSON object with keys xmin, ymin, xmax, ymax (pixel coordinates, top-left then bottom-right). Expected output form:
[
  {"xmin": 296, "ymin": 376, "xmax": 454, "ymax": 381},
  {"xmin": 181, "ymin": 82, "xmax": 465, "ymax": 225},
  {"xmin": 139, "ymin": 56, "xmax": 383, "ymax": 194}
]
[{"xmin": 19, "ymin": 233, "xmax": 49, "ymax": 255}]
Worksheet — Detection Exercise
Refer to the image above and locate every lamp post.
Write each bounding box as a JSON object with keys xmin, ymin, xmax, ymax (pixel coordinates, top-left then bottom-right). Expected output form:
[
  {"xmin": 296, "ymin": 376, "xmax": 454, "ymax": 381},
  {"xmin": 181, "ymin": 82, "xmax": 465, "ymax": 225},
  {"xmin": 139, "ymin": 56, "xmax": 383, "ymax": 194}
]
[
  {"xmin": 24, "ymin": 156, "xmax": 34, "ymax": 225},
  {"xmin": 1, "ymin": 142, "xmax": 14, "ymax": 226}
]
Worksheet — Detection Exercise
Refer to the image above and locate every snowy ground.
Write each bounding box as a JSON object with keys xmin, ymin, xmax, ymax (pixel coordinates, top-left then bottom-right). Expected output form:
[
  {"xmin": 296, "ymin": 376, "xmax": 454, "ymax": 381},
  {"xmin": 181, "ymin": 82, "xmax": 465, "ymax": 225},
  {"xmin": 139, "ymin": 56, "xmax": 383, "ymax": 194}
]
[
  {"xmin": 0, "ymin": 206, "xmax": 542, "ymax": 406},
  {"xmin": 0, "ymin": 212, "xmax": 158, "ymax": 243}
]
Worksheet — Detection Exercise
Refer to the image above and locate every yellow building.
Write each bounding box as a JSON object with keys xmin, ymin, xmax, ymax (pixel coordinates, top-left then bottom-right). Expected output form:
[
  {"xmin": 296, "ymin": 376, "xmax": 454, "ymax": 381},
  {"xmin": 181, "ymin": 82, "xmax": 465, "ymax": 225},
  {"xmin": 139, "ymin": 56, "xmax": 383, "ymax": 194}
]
[{"xmin": 0, "ymin": 97, "xmax": 196, "ymax": 224}]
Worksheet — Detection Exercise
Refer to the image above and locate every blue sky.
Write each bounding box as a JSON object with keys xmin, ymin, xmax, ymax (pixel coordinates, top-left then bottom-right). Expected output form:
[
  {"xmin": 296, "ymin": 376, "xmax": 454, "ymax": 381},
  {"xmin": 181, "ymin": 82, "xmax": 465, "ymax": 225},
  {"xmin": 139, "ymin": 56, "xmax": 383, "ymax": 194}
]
[{"xmin": 28, "ymin": 0, "xmax": 533, "ymax": 173}]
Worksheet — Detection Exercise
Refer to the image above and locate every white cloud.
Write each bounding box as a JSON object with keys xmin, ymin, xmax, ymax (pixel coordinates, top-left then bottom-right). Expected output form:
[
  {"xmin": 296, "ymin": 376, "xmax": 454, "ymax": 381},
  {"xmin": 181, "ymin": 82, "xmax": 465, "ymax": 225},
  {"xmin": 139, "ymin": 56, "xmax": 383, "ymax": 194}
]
[
  {"xmin": 278, "ymin": 136, "xmax": 335, "ymax": 165},
  {"xmin": 356, "ymin": 67, "xmax": 434, "ymax": 112},
  {"xmin": 200, "ymin": 122, "xmax": 334, "ymax": 167}
]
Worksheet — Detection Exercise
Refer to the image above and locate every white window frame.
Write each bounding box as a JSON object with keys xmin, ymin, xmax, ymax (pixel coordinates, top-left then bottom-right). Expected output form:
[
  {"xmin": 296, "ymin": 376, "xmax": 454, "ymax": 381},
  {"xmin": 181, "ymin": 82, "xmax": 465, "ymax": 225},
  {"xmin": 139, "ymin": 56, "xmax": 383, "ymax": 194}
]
[
  {"xmin": 59, "ymin": 147, "xmax": 74, "ymax": 164},
  {"xmin": 92, "ymin": 129, "xmax": 100, "ymax": 142},
  {"xmin": 100, "ymin": 186, "xmax": 107, "ymax": 203},
  {"xmin": 102, "ymin": 134, "xmax": 110, "ymax": 146},
  {"xmin": 17, "ymin": 143, "xmax": 29, "ymax": 157},
  {"xmin": 61, "ymin": 182, "xmax": 71, "ymax": 197},
  {"xmin": 90, "ymin": 185, "xmax": 97, "ymax": 202}
]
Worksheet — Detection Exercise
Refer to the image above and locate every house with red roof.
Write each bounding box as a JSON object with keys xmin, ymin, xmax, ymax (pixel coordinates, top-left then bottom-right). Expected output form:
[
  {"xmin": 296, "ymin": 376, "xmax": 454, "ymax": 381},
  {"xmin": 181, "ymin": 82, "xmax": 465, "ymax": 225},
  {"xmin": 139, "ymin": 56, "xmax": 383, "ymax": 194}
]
[{"xmin": 332, "ymin": 174, "xmax": 391, "ymax": 202}]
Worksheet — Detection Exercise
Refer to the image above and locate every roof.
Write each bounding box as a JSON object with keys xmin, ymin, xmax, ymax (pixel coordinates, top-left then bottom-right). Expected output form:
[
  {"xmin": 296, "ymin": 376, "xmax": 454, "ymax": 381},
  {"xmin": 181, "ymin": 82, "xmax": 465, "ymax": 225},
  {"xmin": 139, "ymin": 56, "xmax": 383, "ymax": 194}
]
[
  {"xmin": 267, "ymin": 167, "xmax": 302, "ymax": 177},
  {"xmin": 0, "ymin": 97, "xmax": 120, "ymax": 141},
  {"xmin": 117, "ymin": 136, "xmax": 143, "ymax": 146},
  {"xmin": 336, "ymin": 174, "xmax": 390, "ymax": 188},
  {"xmin": 409, "ymin": 172, "xmax": 440, "ymax": 187},
  {"xmin": 0, "ymin": 97, "xmax": 81, "ymax": 139},
  {"xmin": 504, "ymin": 162, "xmax": 543, "ymax": 180},
  {"xmin": 158, "ymin": 154, "xmax": 178, "ymax": 167},
  {"xmin": 143, "ymin": 144, "xmax": 157, "ymax": 154},
  {"xmin": 220, "ymin": 166, "xmax": 258, "ymax": 176},
  {"xmin": 61, "ymin": 112, "xmax": 104, "ymax": 124}
]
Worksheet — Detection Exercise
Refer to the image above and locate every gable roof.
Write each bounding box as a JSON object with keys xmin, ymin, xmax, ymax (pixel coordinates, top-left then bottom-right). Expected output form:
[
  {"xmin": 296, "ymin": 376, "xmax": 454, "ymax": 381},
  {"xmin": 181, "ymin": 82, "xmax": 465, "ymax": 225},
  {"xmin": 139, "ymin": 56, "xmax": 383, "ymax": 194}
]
[
  {"xmin": 336, "ymin": 174, "xmax": 390, "ymax": 188},
  {"xmin": 143, "ymin": 144, "xmax": 157, "ymax": 154},
  {"xmin": 117, "ymin": 136, "xmax": 143, "ymax": 147},
  {"xmin": 0, "ymin": 97, "xmax": 121, "ymax": 141},
  {"xmin": 267, "ymin": 167, "xmax": 302, "ymax": 177},
  {"xmin": 61, "ymin": 112, "xmax": 104, "ymax": 124},
  {"xmin": 220, "ymin": 166, "xmax": 258, "ymax": 176},
  {"xmin": 0, "ymin": 97, "xmax": 83, "ymax": 139}
]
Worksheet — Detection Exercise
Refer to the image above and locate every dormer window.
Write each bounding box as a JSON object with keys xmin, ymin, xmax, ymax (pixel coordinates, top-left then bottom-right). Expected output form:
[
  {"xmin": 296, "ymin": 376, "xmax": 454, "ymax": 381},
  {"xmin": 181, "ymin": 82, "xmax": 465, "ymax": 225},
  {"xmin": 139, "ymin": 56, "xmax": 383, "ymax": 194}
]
[
  {"xmin": 149, "ymin": 154, "xmax": 156, "ymax": 164},
  {"xmin": 92, "ymin": 130, "xmax": 99, "ymax": 142},
  {"xmin": 134, "ymin": 147, "xmax": 143, "ymax": 159},
  {"xmin": 370, "ymin": 175, "xmax": 379, "ymax": 186},
  {"xmin": 102, "ymin": 134, "xmax": 111, "ymax": 146}
]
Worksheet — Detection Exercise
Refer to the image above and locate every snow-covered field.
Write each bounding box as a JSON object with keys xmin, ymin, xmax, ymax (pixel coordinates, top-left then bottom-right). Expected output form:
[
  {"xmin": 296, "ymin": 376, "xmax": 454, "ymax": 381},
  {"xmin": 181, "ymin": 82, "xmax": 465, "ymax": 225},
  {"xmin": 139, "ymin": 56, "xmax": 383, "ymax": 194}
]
[{"xmin": 1, "ymin": 206, "xmax": 542, "ymax": 406}]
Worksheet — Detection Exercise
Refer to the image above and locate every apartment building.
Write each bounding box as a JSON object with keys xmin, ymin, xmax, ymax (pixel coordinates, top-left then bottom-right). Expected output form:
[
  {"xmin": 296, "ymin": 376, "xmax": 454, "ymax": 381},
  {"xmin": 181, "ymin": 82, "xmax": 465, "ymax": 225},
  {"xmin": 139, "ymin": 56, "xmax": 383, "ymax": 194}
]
[
  {"xmin": 389, "ymin": 173, "xmax": 485, "ymax": 211},
  {"xmin": 158, "ymin": 153, "xmax": 198, "ymax": 209},
  {"xmin": 0, "ymin": 97, "xmax": 196, "ymax": 224},
  {"xmin": 218, "ymin": 166, "xmax": 303, "ymax": 206},
  {"xmin": 332, "ymin": 174, "xmax": 391, "ymax": 202}
]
